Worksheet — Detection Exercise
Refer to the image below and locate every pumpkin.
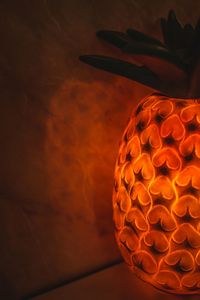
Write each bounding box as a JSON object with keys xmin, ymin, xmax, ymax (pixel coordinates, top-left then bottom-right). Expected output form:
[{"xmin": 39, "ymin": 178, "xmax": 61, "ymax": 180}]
[{"xmin": 79, "ymin": 10, "xmax": 200, "ymax": 294}]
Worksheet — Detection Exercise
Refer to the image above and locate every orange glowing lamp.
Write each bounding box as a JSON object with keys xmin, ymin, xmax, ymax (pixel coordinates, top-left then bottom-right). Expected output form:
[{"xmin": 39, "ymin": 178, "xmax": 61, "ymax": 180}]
[{"xmin": 80, "ymin": 11, "xmax": 200, "ymax": 294}]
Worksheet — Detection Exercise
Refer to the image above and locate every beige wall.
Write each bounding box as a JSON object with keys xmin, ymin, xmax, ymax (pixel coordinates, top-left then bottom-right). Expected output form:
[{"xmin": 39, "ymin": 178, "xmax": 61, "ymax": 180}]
[{"xmin": 0, "ymin": 1, "xmax": 199, "ymax": 299}]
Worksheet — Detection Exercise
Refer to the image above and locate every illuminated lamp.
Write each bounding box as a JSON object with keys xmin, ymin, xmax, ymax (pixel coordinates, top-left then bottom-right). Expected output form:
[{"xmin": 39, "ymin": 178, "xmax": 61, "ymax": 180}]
[{"xmin": 79, "ymin": 10, "xmax": 200, "ymax": 294}]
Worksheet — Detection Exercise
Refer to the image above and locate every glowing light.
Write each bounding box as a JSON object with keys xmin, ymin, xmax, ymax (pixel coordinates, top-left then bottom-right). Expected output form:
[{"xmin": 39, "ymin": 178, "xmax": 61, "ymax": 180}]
[{"xmin": 113, "ymin": 94, "xmax": 200, "ymax": 295}]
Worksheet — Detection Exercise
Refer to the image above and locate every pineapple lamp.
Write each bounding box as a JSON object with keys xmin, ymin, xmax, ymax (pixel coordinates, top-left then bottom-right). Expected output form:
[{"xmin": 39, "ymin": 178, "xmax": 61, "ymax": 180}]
[{"xmin": 79, "ymin": 11, "xmax": 200, "ymax": 294}]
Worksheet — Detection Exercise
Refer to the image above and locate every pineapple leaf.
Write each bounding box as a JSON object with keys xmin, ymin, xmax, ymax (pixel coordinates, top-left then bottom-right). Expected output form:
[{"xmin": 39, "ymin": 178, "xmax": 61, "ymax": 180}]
[
  {"xmin": 194, "ymin": 18, "xmax": 200, "ymax": 50},
  {"xmin": 79, "ymin": 54, "xmax": 161, "ymax": 88},
  {"xmin": 195, "ymin": 17, "xmax": 200, "ymax": 30},
  {"xmin": 122, "ymin": 40, "xmax": 187, "ymax": 71},
  {"xmin": 160, "ymin": 17, "xmax": 168, "ymax": 46},
  {"xmin": 96, "ymin": 30, "xmax": 133, "ymax": 49},
  {"xmin": 126, "ymin": 28, "xmax": 164, "ymax": 47},
  {"xmin": 79, "ymin": 55, "xmax": 188, "ymax": 97},
  {"xmin": 181, "ymin": 24, "xmax": 196, "ymax": 59},
  {"xmin": 166, "ymin": 10, "xmax": 184, "ymax": 51},
  {"xmin": 96, "ymin": 30, "xmax": 187, "ymax": 72},
  {"xmin": 79, "ymin": 10, "xmax": 200, "ymax": 98}
]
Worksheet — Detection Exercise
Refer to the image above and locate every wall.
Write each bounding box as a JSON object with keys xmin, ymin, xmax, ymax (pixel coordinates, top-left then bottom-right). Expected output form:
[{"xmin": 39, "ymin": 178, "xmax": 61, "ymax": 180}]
[{"xmin": 0, "ymin": 1, "xmax": 199, "ymax": 299}]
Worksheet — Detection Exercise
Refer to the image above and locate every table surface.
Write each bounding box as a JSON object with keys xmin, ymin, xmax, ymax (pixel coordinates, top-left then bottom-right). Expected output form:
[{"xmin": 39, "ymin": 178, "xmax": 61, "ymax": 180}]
[{"xmin": 31, "ymin": 262, "xmax": 200, "ymax": 300}]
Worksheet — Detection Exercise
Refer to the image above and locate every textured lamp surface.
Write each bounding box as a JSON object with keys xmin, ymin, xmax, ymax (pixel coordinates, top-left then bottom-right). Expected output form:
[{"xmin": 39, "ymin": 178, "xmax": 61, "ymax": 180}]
[{"xmin": 113, "ymin": 93, "xmax": 200, "ymax": 294}]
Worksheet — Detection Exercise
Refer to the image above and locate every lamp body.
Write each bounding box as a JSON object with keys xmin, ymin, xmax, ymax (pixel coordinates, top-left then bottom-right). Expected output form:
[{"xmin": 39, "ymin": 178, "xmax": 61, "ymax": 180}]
[{"xmin": 113, "ymin": 93, "xmax": 200, "ymax": 294}]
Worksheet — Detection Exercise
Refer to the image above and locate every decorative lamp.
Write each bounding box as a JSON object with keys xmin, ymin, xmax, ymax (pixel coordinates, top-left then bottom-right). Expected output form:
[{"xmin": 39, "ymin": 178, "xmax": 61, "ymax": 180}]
[{"xmin": 79, "ymin": 11, "xmax": 200, "ymax": 294}]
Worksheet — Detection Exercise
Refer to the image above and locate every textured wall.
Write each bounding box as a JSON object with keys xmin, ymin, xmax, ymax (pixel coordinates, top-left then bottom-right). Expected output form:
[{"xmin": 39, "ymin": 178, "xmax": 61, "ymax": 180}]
[{"xmin": 0, "ymin": 1, "xmax": 199, "ymax": 299}]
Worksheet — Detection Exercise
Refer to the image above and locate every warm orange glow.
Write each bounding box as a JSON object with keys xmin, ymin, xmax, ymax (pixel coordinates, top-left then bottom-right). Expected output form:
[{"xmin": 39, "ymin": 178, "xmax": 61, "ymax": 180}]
[{"xmin": 113, "ymin": 94, "xmax": 200, "ymax": 294}]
